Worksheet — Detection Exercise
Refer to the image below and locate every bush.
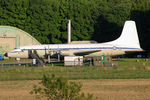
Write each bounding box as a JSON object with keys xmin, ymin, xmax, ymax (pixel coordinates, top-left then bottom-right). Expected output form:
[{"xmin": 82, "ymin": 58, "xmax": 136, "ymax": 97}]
[{"xmin": 30, "ymin": 74, "xmax": 96, "ymax": 100}]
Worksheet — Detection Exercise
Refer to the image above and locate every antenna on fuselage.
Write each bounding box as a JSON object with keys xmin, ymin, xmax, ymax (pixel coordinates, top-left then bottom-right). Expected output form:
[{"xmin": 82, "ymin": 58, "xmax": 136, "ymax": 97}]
[{"xmin": 68, "ymin": 20, "xmax": 71, "ymax": 44}]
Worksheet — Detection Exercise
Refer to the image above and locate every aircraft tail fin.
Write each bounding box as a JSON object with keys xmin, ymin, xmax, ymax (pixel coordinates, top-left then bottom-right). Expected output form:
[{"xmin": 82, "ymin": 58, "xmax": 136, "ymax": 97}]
[{"xmin": 110, "ymin": 21, "xmax": 141, "ymax": 48}]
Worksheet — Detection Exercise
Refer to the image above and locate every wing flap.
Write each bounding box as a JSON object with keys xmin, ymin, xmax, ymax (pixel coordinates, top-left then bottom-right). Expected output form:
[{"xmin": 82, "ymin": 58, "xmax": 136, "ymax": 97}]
[{"xmin": 74, "ymin": 50, "xmax": 101, "ymax": 56}]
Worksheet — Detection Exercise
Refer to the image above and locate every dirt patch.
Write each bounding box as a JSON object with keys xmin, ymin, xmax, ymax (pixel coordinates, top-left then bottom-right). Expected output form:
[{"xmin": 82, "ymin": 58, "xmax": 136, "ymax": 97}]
[{"xmin": 0, "ymin": 79, "xmax": 150, "ymax": 100}]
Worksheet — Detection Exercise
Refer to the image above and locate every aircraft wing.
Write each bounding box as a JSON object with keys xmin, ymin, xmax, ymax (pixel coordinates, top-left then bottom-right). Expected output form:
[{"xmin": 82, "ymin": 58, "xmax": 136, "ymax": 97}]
[{"xmin": 74, "ymin": 50, "xmax": 101, "ymax": 56}]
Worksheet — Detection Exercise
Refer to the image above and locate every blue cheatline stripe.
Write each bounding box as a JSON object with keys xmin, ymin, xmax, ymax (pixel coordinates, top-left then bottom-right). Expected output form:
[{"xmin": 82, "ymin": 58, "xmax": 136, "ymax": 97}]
[
  {"xmin": 9, "ymin": 46, "xmax": 139, "ymax": 53},
  {"xmin": 22, "ymin": 47, "xmax": 139, "ymax": 50}
]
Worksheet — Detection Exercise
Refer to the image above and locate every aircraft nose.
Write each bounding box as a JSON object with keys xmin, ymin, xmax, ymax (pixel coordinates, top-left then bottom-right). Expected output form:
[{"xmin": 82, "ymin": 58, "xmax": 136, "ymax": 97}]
[{"xmin": 4, "ymin": 53, "xmax": 8, "ymax": 57}]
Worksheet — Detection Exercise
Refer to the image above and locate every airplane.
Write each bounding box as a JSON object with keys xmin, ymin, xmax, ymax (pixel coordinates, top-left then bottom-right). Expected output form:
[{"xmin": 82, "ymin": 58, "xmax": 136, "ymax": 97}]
[{"xmin": 5, "ymin": 21, "xmax": 143, "ymax": 59}]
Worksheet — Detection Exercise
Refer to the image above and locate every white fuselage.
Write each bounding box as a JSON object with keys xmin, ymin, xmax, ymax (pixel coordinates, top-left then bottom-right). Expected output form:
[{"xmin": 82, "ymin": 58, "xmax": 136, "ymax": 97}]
[{"xmin": 7, "ymin": 43, "xmax": 142, "ymax": 58}]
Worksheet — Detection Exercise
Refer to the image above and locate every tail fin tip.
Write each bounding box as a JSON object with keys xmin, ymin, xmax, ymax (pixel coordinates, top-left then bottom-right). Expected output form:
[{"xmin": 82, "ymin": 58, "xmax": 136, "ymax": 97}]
[{"xmin": 114, "ymin": 20, "xmax": 141, "ymax": 48}]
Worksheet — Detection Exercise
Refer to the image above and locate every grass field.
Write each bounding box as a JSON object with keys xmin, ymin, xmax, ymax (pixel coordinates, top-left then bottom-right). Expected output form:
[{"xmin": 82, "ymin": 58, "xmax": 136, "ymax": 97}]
[
  {"xmin": 0, "ymin": 79, "xmax": 150, "ymax": 100},
  {"xmin": 0, "ymin": 58, "xmax": 150, "ymax": 100},
  {"xmin": 0, "ymin": 58, "xmax": 150, "ymax": 80},
  {"xmin": 0, "ymin": 65, "xmax": 150, "ymax": 80}
]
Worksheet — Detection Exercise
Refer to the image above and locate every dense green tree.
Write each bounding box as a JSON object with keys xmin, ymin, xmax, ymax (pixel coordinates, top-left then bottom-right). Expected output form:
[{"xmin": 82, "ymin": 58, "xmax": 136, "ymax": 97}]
[
  {"xmin": 0, "ymin": 0, "xmax": 28, "ymax": 29},
  {"xmin": 131, "ymin": 0, "xmax": 150, "ymax": 50},
  {"xmin": 0, "ymin": 0, "xmax": 150, "ymax": 50},
  {"xmin": 92, "ymin": 0, "xmax": 132, "ymax": 43}
]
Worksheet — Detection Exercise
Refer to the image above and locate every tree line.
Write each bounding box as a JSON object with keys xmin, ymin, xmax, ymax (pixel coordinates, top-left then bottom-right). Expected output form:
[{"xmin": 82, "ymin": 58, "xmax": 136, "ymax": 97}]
[{"xmin": 0, "ymin": 0, "xmax": 150, "ymax": 50}]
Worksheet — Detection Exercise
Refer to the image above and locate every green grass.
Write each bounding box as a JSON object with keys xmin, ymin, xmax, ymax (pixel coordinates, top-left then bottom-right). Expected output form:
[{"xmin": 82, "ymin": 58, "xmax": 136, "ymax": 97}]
[
  {"xmin": 0, "ymin": 66, "xmax": 149, "ymax": 80},
  {"xmin": 0, "ymin": 58, "xmax": 150, "ymax": 81},
  {"xmin": 115, "ymin": 58, "xmax": 150, "ymax": 67}
]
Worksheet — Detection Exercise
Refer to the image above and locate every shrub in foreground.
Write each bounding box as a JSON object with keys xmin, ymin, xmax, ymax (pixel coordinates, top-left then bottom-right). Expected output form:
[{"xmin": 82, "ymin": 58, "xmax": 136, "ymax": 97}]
[{"xmin": 30, "ymin": 74, "xmax": 96, "ymax": 100}]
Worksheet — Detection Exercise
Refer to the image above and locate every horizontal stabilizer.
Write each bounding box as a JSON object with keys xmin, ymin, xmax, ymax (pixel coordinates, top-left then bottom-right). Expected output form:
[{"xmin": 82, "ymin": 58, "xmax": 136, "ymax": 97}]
[{"xmin": 125, "ymin": 49, "xmax": 144, "ymax": 54}]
